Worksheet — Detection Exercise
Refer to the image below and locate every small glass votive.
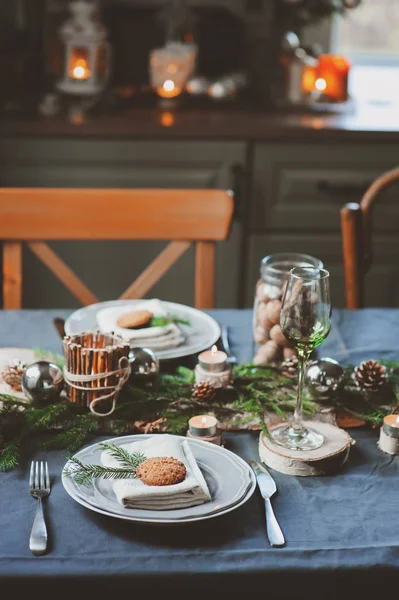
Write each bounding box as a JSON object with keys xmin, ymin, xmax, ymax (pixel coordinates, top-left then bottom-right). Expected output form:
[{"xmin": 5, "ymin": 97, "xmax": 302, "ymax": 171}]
[
  {"xmin": 149, "ymin": 41, "xmax": 196, "ymax": 102},
  {"xmin": 187, "ymin": 414, "xmax": 223, "ymax": 446}
]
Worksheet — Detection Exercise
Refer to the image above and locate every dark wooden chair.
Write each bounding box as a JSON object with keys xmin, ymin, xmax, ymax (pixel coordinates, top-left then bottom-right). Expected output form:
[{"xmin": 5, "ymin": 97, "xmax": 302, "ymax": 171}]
[
  {"xmin": 0, "ymin": 188, "xmax": 234, "ymax": 310},
  {"xmin": 340, "ymin": 167, "xmax": 399, "ymax": 308}
]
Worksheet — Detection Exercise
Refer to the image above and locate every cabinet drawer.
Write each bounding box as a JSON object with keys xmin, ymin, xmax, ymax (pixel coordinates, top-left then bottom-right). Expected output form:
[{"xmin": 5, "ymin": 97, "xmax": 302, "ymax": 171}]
[
  {"xmin": 246, "ymin": 233, "xmax": 399, "ymax": 308},
  {"xmin": 251, "ymin": 142, "xmax": 399, "ymax": 232}
]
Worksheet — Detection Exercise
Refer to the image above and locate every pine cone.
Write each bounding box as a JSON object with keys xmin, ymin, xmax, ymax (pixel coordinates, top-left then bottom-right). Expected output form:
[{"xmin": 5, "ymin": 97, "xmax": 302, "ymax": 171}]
[
  {"xmin": 353, "ymin": 360, "xmax": 388, "ymax": 392},
  {"xmin": 280, "ymin": 355, "xmax": 299, "ymax": 378},
  {"xmin": 192, "ymin": 381, "xmax": 216, "ymax": 402},
  {"xmin": 1, "ymin": 360, "xmax": 26, "ymax": 392}
]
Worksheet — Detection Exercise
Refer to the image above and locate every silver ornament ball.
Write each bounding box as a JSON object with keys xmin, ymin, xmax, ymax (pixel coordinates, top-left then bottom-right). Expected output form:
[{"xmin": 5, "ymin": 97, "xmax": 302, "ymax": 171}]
[
  {"xmin": 306, "ymin": 357, "xmax": 345, "ymax": 400},
  {"xmin": 21, "ymin": 361, "xmax": 64, "ymax": 403},
  {"xmin": 128, "ymin": 347, "xmax": 159, "ymax": 386}
]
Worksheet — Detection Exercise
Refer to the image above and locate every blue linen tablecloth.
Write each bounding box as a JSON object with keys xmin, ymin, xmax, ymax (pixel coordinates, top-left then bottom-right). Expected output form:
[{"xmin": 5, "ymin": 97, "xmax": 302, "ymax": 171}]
[{"xmin": 1, "ymin": 308, "xmax": 399, "ymax": 599}]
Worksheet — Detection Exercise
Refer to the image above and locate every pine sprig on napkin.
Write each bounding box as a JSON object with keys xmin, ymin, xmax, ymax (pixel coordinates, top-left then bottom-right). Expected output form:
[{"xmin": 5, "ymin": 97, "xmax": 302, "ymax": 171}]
[
  {"xmin": 63, "ymin": 443, "xmax": 146, "ymax": 486},
  {"xmin": 150, "ymin": 315, "xmax": 190, "ymax": 328}
]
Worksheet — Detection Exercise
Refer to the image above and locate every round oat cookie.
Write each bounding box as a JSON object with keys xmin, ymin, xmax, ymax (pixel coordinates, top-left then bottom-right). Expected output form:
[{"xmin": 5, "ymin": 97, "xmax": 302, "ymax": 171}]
[
  {"xmin": 117, "ymin": 310, "xmax": 153, "ymax": 329},
  {"xmin": 136, "ymin": 456, "xmax": 187, "ymax": 486}
]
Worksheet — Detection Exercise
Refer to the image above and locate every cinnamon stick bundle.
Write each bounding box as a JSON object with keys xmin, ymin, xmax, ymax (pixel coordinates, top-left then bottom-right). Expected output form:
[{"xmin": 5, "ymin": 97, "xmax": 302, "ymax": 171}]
[{"xmin": 63, "ymin": 331, "xmax": 130, "ymax": 409}]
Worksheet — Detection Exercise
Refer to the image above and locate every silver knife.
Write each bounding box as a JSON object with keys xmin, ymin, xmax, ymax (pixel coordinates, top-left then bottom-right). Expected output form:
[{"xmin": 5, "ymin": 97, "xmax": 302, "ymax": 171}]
[{"xmin": 248, "ymin": 460, "xmax": 285, "ymax": 547}]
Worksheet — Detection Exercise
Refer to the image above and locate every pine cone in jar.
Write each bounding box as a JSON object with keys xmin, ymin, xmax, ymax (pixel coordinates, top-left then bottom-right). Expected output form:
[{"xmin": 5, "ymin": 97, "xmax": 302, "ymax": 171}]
[
  {"xmin": 256, "ymin": 301, "xmax": 272, "ymax": 331},
  {"xmin": 280, "ymin": 355, "xmax": 299, "ymax": 378},
  {"xmin": 256, "ymin": 279, "xmax": 271, "ymax": 303},
  {"xmin": 254, "ymin": 325, "xmax": 269, "ymax": 345},
  {"xmin": 264, "ymin": 299, "xmax": 282, "ymax": 326},
  {"xmin": 253, "ymin": 340, "xmax": 281, "ymax": 365},
  {"xmin": 283, "ymin": 346, "xmax": 297, "ymax": 360},
  {"xmin": 269, "ymin": 324, "xmax": 291, "ymax": 348}
]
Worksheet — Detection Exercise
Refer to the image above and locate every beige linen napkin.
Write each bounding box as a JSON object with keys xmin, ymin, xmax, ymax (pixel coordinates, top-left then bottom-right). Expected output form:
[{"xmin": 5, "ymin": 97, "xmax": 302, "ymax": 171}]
[
  {"xmin": 101, "ymin": 435, "xmax": 211, "ymax": 510},
  {"xmin": 96, "ymin": 299, "xmax": 185, "ymax": 351}
]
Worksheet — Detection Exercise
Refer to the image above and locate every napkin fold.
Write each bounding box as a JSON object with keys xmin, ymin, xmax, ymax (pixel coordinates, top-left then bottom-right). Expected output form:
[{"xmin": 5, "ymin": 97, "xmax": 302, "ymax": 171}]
[
  {"xmin": 101, "ymin": 435, "xmax": 212, "ymax": 510},
  {"xmin": 96, "ymin": 299, "xmax": 185, "ymax": 351}
]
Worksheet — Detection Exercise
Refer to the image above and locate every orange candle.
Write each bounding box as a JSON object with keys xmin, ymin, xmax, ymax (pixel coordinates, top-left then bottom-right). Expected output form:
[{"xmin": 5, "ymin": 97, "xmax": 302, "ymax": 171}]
[{"xmin": 317, "ymin": 54, "xmax": 350, "ymax": 102}]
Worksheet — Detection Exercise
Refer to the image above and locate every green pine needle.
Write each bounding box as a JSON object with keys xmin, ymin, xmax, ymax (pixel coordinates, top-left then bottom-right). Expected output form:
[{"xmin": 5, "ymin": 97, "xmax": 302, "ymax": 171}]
[
  {"xmin": 150, "ymin": 315, "xmax": 190, "ymax": 327},
  {"xmin": 0, "ymin": 440, "xmax": 20, "ymax": 471},
  {"xmin": 98, "ymin": 443, "xmax": 146, "ymax": 470},
  {"xmin": 63, "ymin": 456, "xmax": 140, "ymax": 486},
  {"xmin": 63, "ymin": 446, "xmax": 147, "ymax": 485}
]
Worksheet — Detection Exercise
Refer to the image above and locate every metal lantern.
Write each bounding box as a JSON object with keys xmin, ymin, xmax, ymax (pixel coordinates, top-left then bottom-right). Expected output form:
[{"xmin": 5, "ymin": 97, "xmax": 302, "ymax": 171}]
[{"xmin": 57, "ymin": 0, "xmax": 111, "ymax": 97}]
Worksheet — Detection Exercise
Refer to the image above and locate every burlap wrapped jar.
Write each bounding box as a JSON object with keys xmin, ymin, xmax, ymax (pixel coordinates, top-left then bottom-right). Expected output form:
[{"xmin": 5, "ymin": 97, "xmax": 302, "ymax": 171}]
[{"xmin": 253, "ymin": 253, "xmax": 323, "ymax": 365}]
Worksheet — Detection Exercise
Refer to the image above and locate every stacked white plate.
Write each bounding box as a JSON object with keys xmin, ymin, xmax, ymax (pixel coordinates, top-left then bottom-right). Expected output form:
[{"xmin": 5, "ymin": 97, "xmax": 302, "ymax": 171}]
[{"xmin": 64, "ymin": 299, "xmax": 221, "ymax": 361}]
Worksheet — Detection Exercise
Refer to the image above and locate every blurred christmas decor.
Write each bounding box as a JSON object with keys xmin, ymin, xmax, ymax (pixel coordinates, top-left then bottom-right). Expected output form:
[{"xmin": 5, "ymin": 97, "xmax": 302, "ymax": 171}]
[
  {"xmin": 56, "ymin": 0, "xmax": 111, "ymax": 119},
  {"xmin": 149, "ymin": 41, "xmax": 196, "ymax": 104},
  {"xmin": 279, "ymin": 0, "xmax": 362, "ymax": 28},
  {"xmin": 2, "ymin": 345, "xmax": 399, "ymax": 471}
]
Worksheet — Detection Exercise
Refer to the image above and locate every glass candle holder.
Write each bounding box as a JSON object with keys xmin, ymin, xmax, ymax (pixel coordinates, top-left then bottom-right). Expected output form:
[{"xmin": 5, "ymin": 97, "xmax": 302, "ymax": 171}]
[
  {"xmin": 317, "ymin": 54, "xmax": 351, "ymax": 103},
  {"xmin": 149, "ymin": 41, "xmax": 196, "ymax": 100}
]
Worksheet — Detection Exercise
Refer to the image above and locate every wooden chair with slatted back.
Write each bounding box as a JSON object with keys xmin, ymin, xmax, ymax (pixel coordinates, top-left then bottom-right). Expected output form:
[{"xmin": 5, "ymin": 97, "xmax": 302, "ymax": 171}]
[
  {"xmin": 340, "ymin": 166, "xmax": 399, "ymax": 308},
  {"xmin": 0, "ymin": 188, "xmax": 234, "ymax": 309}
]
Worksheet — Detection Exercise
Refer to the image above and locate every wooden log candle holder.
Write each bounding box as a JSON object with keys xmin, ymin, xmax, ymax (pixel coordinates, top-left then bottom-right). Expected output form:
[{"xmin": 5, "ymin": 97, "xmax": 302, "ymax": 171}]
[
  {"xmin": 259, "ymin": 421, "xmax": 354, "ymax": 477},
  {"xmin": 63, "ymin": 332, "xmax": 131, "ymax": 417}
]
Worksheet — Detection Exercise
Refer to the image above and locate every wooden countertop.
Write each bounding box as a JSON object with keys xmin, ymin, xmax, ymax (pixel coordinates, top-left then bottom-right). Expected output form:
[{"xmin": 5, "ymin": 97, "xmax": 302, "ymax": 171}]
[{"xmin": 1, "ymin": 100, "xmax": 398, "ymax": 141}]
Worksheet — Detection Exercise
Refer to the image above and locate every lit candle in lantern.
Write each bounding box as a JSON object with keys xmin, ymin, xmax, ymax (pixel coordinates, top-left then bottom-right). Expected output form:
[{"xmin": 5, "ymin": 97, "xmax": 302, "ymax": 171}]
[
  {"xmin": 198, "ymin": 345, "xmax": 227, "ymax": 373},
  {"xmin": 157, "ymin": 79, "xmax": 182, "ymax": 99},
  {"xmin": 317, "ymin": 54, "xmax": 350, "ymax": 102},
  {"xmin": 71, "ymin": 58, "xmax": 90, "ymax": 81}
]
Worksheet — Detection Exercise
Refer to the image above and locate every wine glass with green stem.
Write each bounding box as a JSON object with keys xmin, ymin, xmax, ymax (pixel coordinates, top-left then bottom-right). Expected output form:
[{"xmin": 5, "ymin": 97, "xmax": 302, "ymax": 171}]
[{"xmin": 270, "ymin": 266, "xmax": 332, "ymax": 451}]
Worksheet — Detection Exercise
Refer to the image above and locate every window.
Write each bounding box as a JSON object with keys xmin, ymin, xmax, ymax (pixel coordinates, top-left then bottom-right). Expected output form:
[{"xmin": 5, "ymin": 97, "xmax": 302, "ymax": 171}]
[
  {"xmin": 331, "ymin": 1, "xmax": 399, "ymax": 103},
  {"xmin": 333, "ymin": 0, "xmax": 399, "ymax": 65}
]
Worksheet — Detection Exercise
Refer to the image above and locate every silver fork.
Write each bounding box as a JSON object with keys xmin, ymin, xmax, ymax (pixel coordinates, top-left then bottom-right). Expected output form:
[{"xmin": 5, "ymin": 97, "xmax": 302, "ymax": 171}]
[{"xmin": 29, "ymin": 461, "xmax": 50, "ymax": 556}]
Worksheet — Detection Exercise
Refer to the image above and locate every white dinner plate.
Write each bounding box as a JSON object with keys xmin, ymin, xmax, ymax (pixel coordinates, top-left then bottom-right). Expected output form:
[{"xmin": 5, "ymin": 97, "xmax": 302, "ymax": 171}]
[
  {"xmin": 64, "ymin": 299, "xmax": 220, "ymax": 361},
  {"xmin": 62, "ymin": 434, "xmax": 256, "ymax": 524}
]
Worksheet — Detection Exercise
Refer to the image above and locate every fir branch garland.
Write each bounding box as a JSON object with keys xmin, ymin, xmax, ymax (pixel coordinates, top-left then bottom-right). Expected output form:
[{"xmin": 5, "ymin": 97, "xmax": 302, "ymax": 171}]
[{"xmin": 0, "ymin": 358, "xmax": 398, "ymax": 471}]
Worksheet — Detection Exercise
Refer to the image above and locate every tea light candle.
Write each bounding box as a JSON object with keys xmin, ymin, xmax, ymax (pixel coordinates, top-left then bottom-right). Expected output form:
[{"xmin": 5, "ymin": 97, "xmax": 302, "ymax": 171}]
[
  {"xmin": 198, "ymin": 345, "xmax": 227, "ymax": 373},
  {"xmin": 188, "ymin": 415, "xmax": 218, "ymax": 437},
  {"xmin": 382, "ymin": 414, "xmax": 399, "ymax": 438},
  {"xmin": 378, "ymin": 414, "xmax": 399, "ymax": 454}
]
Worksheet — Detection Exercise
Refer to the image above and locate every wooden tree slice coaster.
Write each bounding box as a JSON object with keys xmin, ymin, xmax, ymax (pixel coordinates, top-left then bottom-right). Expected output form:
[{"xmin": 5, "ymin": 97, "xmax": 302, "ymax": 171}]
[{"xmin": 259, "ymin": 421, "xmax": 355, "ymax": 477}]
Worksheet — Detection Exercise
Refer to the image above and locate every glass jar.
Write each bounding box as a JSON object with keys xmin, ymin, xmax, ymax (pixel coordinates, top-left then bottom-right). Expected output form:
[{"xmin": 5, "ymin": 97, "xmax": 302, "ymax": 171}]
[{"xmin": 253, "ymin": 253, "xmax": 324, "ymax": 365}]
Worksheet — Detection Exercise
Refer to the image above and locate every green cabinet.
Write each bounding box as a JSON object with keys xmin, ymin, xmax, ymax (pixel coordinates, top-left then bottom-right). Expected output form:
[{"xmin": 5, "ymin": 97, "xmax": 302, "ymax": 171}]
[{"xmin": 248, "ymin": 141, "xmax": 399, "ymax": 307}]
